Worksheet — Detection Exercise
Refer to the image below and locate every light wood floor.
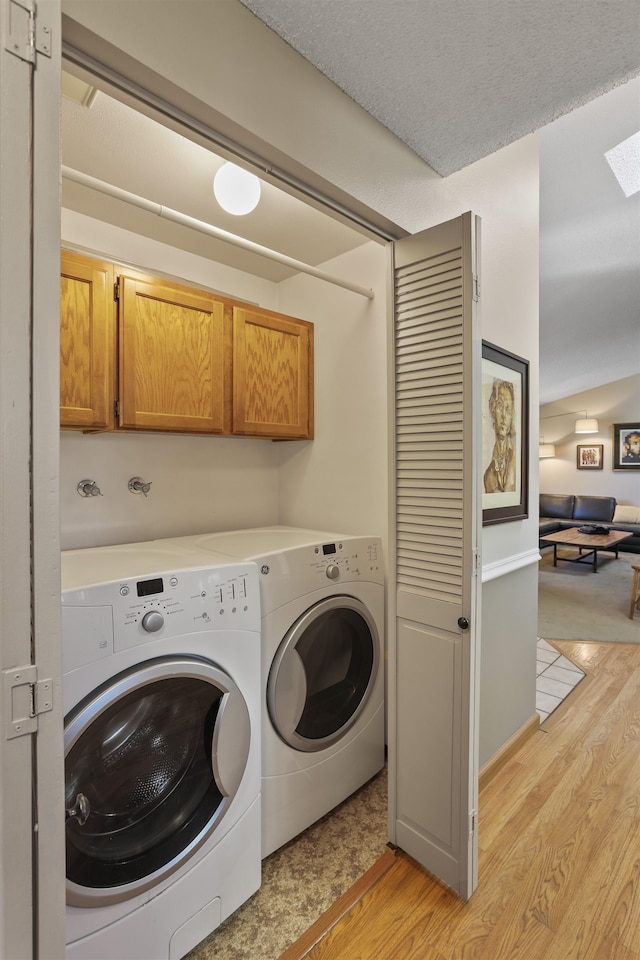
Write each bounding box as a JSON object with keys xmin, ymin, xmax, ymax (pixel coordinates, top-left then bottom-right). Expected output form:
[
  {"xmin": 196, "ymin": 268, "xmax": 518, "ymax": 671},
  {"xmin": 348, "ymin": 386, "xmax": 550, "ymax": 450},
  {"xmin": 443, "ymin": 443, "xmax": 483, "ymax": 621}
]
[{"xmin": 287, "ymin": 640, "xmax": 640, "ymax": 960}]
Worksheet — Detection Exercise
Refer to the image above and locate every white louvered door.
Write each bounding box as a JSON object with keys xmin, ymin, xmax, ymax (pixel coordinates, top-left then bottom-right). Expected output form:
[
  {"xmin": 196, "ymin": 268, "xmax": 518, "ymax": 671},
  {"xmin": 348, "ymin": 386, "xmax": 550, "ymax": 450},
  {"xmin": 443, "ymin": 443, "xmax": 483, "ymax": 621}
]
[{"xmin": 388, "ymin": 212, "xmax": 481, "ymax": 899}]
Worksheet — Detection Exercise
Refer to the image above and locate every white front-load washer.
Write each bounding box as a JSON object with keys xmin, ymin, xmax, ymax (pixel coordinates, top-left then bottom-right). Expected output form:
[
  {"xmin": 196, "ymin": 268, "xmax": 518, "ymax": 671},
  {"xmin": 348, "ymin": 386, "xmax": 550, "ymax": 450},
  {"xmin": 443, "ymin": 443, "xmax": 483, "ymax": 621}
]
[
  {"xmin": 61, "ymin": 540, "xmax": 261, "ymax": 960},
  {"xmin": 152, "ymin": 527, "xmax": 385, "ymax": 858}
]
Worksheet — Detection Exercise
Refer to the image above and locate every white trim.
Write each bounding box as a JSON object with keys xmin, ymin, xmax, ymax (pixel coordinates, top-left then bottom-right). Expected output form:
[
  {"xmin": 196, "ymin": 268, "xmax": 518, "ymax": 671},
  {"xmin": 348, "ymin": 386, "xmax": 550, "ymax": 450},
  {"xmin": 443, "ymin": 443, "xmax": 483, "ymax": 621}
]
[{"xmin": 482, "ymin": 549, "xmax": 540, "ymax": 583}]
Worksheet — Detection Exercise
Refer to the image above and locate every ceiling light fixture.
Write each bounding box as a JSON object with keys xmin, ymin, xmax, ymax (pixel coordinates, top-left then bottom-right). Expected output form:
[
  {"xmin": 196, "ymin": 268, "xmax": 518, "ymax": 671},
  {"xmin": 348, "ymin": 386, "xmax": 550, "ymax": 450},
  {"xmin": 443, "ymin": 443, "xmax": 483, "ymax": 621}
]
[
  {"xmin": 540, "ymin": 409, "xmax": 599, "ymax": 438},
  {"xmin": 213, "ymin": 162, "xmax": 261, "ymax": 215},
  {"xmin": 604, "ymin": 131, "xmax": 640, "ymax": 197}
]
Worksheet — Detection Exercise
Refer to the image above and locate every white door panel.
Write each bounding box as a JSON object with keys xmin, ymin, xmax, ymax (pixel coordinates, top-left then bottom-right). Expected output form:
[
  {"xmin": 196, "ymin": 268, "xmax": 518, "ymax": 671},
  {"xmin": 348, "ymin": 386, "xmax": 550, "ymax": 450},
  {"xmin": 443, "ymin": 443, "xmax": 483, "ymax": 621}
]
[{"xmin": 389, "ymin": 212, "xmax": 481, "ymax": 899}]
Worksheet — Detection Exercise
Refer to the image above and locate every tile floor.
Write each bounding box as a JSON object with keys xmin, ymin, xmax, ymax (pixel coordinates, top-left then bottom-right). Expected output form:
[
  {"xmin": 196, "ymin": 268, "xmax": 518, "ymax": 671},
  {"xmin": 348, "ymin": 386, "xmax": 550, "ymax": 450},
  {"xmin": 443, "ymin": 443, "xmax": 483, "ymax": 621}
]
[{"xmin": 536, "ymin": 638, "xmax": 585, "ymax": 723}]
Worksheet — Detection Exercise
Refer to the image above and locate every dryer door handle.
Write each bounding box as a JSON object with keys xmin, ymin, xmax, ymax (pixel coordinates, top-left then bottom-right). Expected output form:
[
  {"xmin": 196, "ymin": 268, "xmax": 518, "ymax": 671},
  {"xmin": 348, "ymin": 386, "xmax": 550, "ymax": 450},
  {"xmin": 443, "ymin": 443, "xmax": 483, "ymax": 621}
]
[{"xmin": 269, "ymin": 648, "xmax": 307, "ymax": 740}]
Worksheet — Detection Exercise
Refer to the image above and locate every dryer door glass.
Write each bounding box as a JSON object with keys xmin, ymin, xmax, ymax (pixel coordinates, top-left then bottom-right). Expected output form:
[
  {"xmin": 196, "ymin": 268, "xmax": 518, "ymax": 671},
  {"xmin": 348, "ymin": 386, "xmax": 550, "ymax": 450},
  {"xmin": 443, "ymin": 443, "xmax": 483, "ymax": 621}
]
[
  {"xmin": 268, "ymin": 596, "xmax": 379, "ymax": 751},
  {"xmin": 64, "ymin": 656, "xmax": 250, "ymax": 906}
]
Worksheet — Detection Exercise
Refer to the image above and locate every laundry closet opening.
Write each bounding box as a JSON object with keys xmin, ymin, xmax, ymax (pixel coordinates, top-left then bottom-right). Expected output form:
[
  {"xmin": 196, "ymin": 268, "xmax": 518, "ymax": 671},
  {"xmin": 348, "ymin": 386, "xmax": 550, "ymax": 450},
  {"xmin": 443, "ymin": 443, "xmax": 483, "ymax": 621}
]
[
  {"xmin": 58, "ymin": 41, "xmax": 397, "ymax": 958},
  {"xmin": 59, "ymin": 46, "xmax": 394, "ymax": 551}
]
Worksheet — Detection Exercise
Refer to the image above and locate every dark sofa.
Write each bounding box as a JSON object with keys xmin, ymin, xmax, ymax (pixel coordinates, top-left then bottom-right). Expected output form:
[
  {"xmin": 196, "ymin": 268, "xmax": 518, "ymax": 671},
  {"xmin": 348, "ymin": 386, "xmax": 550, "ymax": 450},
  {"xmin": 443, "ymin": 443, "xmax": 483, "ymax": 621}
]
[{"xmin": 539, "ymin": 493, "xmax": 640, "ymax": 554}]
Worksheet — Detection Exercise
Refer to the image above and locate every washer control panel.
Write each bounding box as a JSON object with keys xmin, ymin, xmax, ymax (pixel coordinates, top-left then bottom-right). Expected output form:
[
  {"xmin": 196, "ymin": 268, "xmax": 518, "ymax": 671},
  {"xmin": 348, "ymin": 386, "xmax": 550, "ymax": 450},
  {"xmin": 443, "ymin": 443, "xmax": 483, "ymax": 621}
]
[{"xmin": 62, "ymin": 562, "xmax": 260, "ymax": 672}]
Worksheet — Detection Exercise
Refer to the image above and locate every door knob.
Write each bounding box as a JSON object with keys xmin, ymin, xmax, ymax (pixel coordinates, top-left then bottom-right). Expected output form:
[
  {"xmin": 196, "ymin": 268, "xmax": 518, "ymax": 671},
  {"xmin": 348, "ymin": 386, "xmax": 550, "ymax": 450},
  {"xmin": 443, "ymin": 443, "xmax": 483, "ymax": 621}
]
[{"xmin": 457, "ymin": 617, "xmax": 470, "ymax": 630}]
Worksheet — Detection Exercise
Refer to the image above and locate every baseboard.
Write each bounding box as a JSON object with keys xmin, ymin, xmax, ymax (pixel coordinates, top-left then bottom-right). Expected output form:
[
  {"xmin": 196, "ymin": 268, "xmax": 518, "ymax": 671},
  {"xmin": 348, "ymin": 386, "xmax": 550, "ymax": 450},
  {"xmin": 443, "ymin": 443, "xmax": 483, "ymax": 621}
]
[
  {"xmin": 278, "ymin": 847, "xmax": 397, "ymax": 960},
  {"xmin": 479, "ymin": 713, "xmax": 540, "ymax": 791}
]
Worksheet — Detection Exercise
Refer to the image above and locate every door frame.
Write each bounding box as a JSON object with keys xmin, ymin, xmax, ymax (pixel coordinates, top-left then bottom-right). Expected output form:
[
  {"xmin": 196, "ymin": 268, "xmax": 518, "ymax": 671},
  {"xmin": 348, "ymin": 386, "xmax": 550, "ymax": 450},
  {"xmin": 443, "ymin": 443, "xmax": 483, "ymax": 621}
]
[{"xmin": 0, "ymin": 0, "xmax": 64, "ymax": 956}]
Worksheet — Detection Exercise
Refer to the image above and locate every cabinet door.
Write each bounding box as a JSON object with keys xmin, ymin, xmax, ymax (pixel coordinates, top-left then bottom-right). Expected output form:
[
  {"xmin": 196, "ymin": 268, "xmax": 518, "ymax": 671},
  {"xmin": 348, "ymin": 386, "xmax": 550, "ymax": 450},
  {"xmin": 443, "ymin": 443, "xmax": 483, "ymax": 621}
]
[
  {"xmin": 60, "ymin": 252, "xmax": 115, "ymax": 430},
  {"xmin": 232, "ymin": 306, "xmax": 313, "ymax": 439},
  {"xmin": 119, "ymin": 275, "xmax": 227, "ymax": 434}
]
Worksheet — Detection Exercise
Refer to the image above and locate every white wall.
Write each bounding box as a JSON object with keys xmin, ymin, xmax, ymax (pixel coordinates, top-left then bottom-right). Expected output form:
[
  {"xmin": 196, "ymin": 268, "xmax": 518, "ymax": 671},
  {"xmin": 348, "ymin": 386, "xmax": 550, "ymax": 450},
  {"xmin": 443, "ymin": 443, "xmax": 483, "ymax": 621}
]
[
  {"xmin": 540, "ymin": 374, "xmax": 640, "ymax": 505},
  {"xmin": 415, "ymin": 135, "xmax": 542, "ymax": 749},
  {"xmin": 275, "ymin": 242, "xmax": 389, "ymax": 546},
  {"xmin": 60, "ymin": 211, "xmax": 283, "ymax": 550}
]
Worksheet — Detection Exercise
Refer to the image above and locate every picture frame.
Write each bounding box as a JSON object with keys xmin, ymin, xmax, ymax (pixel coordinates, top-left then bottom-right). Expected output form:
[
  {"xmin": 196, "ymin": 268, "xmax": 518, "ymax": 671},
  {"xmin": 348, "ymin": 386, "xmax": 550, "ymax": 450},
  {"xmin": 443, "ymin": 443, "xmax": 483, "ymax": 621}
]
[
  {"xmin": 613, "ymin": 423, "xmax": 640, "ymax": 471},
  {"xmin": 577, "ymin": 444, "xmax": 603, "ymax": 470},
  {"xmin": 481, "ymin": 341, "xmax": 529, "ymax": 526}
]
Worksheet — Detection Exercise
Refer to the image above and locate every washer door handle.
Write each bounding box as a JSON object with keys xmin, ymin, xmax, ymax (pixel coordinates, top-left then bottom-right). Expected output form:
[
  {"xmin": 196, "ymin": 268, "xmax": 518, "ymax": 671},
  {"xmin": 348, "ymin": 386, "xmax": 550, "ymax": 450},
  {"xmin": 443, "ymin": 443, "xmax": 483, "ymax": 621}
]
[
  {"xmin": 66, "ymin": 792, "xmax": 90, "ymax": 826},
  {"xmin": 211, "ymin": 689, "xmax": 251, "ymax": 798}
]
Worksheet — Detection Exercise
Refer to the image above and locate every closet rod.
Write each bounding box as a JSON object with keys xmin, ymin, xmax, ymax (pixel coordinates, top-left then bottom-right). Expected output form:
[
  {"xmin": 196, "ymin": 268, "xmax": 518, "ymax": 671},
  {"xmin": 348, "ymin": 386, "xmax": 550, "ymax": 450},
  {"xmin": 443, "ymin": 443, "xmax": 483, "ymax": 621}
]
[{"xmin": 62, "ymin": 167, "xmax": 375, "ymax": 300}]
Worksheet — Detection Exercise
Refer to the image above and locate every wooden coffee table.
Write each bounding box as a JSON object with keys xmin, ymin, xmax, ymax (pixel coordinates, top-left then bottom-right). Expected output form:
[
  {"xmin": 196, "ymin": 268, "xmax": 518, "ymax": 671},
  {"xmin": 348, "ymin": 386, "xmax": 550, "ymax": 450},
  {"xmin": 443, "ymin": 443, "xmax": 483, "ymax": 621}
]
[{"xmin": 540, "ymin": 528, "xmax": 633, "ymax": 572}]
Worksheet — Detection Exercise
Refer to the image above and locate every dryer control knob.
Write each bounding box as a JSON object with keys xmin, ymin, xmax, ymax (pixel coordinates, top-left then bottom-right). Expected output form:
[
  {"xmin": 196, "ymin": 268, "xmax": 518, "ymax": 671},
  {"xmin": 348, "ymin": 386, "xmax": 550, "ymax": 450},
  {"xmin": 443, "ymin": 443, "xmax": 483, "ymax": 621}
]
[
  {"xmin": 325, "ymin": 564, "xmax": 340, "ymax": 580},
  {"xmin": 141, "ymin": 610, "xmax": 164, "ymax": 633}
]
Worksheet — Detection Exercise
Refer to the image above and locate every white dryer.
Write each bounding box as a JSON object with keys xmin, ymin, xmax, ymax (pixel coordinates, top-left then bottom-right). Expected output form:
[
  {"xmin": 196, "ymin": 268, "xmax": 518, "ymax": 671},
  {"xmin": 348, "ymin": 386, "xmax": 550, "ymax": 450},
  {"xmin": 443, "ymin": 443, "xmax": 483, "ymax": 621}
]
[
  {"xmin": 154, "ymin": 528, "xmax": 385, "ymax": 858},
  {"xmin": 61, "ymin": 540, "xmax": 261, "ymax": 960}
]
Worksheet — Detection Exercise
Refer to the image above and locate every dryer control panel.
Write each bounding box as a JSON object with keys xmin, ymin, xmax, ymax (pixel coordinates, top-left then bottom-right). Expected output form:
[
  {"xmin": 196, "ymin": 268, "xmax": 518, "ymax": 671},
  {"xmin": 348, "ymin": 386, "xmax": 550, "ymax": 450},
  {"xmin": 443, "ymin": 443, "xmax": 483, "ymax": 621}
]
[
  {"xmin": 253, "ymin": 537, "xmax": 384, "ymax": 613},
  {"xmin": 310, "ymin": 539, "xmax": 381, "ymax": 580},
  {"xmin": 62, "ymin": 562, "xmax": 260, "ymax": 673}
]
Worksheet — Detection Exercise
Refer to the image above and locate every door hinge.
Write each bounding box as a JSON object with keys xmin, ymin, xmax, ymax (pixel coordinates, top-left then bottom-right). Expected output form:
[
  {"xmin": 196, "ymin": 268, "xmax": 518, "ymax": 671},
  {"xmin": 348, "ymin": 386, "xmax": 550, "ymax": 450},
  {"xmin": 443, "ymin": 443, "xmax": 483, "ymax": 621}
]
[
  {"xmin": 3, "ymin": 665, "xmax": 53, "ymax": 740},
  {"xmin": 472, "ymin": 274, "xmax": 480, "ymax": 302},
  {"xmin": 5, "ymin": 0, "xmax": 52, "ymax": 64},
  {"xmin": 469, "ymin": 809, "xmax": 477, "ymax": 837},
  {"xmin": 114, "ymin": 282, "xmax": 120, "ymax": 302},
  {"xmin": 114, "ymin": 399, "xmax": 120, "ymax": 418}
]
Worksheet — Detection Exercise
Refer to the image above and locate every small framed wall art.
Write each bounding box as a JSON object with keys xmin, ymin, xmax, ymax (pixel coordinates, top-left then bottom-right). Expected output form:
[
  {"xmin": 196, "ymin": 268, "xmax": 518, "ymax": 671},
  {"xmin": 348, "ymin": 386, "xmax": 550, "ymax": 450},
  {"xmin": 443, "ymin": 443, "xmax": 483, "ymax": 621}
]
[
  {"xmin": 481, "ymin": 341, "xmax": 529, "ymax": 525},
  {"xmin": 613, "ymin": 423, "xmax": 640, "ymax": 470},
  {"xmin": 577, "ymin": 444, "xmax": 603, "ymax": 470}
]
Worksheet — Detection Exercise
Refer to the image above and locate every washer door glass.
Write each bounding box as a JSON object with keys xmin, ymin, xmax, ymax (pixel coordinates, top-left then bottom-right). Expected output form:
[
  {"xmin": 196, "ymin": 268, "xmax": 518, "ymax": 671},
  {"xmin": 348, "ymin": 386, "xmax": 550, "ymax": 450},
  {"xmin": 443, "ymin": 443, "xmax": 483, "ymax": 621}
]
[
  {"xmin": 65, "ymin": 655, "xmax": 250, "ymax": 906},
  {"xmin": 267, "ymin": 596, "xmax": 379, "ymax": 752}
]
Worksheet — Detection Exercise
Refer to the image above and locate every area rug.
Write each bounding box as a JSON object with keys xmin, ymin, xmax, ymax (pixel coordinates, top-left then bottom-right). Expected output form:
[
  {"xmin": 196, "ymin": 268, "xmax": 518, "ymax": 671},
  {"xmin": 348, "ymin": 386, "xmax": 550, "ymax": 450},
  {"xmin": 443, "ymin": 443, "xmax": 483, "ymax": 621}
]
[
  {"xmin": 538, "ymin": 548, "xmax": 639, "ymax": 643},
  {"xmin": 185, "ymin": 765, "xmax": 388, "ymax": 960}
]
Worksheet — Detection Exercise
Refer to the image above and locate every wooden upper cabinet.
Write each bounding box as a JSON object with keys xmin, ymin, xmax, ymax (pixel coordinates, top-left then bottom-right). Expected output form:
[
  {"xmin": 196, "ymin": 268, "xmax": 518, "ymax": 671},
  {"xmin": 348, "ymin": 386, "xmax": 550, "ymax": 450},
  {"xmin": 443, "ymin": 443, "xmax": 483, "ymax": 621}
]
[
  {"xmin": 60, "ymin": 251, "xmax": 115, "ymax": 430},
  {"xmin": 232, "ymin": 306, "xmax": 314, "ymax": 439},
  {"xmin": 118, "ymin": 274, "xmax": 228, "ymax": 434},
  {"xmin": 60, "ymin": 252, "xmax": 314, "ymax": 439}
]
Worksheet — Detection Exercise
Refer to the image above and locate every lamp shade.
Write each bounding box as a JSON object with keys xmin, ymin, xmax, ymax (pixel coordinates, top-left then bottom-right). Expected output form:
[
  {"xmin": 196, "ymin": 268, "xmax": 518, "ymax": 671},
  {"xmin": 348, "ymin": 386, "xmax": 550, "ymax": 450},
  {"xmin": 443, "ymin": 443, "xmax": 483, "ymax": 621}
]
[
  {"xmin": 574, "ymin": 418, "xmax": 599, "ymax": 434},
  {"xmin": 539, "ymin": 443, "xmax": 556, "ymax": 458}
]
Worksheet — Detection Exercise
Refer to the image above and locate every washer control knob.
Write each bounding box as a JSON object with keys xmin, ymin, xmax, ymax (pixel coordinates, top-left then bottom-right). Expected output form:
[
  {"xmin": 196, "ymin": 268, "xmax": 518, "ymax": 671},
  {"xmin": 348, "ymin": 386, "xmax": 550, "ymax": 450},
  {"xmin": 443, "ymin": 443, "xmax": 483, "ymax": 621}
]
[
  {"xmin": 325, "ymin": 564, "xmax": 340, "ymax": 580},
  {"xmin": 141, "ymin": 610, "xmax": 164, "ymax": 633}
]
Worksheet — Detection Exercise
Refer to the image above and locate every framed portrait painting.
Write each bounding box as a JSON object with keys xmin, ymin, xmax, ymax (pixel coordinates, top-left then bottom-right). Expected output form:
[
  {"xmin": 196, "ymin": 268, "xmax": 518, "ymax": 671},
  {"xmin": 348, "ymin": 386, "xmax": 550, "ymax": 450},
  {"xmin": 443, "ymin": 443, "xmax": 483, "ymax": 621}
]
[
  {"xmin": 577, "ymin": 444, "xmax": 603, "ymax": 470},
  {"xmin": 481, "ymin": 341, "xmax": 529, "ymax": 526},
  {"xmin": 613, "ymin": 423, "xmax": 640, "ymax": 470}
]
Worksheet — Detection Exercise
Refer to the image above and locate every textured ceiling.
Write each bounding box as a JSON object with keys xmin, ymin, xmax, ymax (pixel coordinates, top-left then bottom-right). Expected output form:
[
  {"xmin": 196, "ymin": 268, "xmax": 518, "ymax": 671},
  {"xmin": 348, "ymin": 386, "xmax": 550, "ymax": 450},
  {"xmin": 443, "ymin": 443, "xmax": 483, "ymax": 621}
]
[{"xmin": 239, "ymin": 0, "xmax": 640, "ymax": 176}]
